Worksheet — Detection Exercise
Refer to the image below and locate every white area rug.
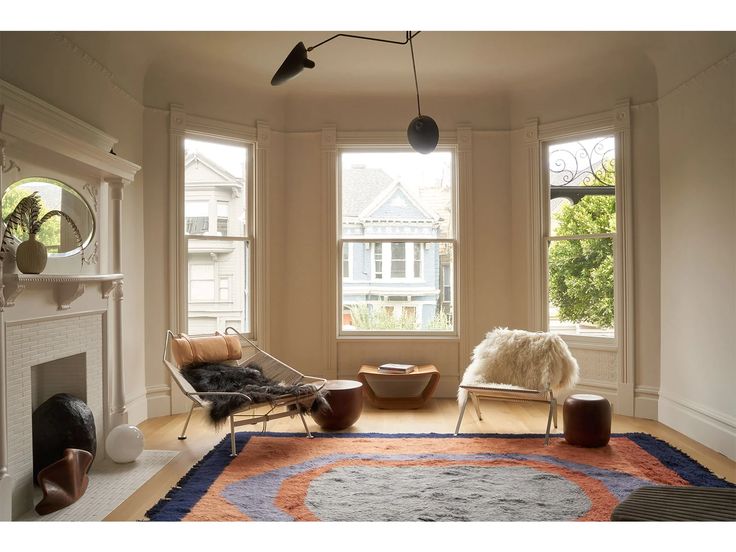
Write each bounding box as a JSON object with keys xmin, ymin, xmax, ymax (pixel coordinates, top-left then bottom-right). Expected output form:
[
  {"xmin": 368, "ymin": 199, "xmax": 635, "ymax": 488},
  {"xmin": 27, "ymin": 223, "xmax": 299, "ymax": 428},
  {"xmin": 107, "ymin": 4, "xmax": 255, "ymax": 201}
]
[{"xmin": 20, "ymin": 450, "xmax": 178, "ymax": 521}]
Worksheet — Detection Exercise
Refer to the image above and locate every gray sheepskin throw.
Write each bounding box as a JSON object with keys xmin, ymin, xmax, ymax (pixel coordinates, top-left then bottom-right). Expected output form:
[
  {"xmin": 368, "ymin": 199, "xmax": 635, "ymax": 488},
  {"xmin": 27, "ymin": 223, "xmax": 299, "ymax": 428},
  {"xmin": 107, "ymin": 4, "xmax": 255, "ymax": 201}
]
[
  {"xmin": 181, "ymin": 362, "xmax": 328, "ymax": 425},
  {"xmin": 459, "ymin": 328, "xmax": 579, "ymax": 406}
]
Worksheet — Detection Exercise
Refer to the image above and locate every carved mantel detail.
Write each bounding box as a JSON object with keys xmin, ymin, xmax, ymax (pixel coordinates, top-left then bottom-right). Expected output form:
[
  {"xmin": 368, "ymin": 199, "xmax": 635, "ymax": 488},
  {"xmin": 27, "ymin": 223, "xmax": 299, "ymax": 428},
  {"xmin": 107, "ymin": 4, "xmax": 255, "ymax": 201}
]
[{"xmin": 1, "ymin": 274, "xmax": 123, "ymax": 310}]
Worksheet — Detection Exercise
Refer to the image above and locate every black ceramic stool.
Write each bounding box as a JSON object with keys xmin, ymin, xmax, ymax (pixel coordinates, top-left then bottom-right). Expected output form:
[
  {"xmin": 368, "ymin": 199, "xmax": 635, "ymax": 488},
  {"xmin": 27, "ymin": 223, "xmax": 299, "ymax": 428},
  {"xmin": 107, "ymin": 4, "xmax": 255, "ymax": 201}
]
[{"xmin": 563, "ymin": 394, "xmax": 611, "ymax": 447}]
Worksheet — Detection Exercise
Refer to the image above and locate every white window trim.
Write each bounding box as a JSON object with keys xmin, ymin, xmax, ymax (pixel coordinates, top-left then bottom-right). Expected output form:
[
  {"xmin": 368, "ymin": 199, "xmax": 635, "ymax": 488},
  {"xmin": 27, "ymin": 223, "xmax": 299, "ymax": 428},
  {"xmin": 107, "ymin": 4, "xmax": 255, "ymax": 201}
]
[
  {"xmin": 526, "ymin": 100, "xmax": 635, "ymax": 414},
  {"xmin": 335, "ymin": 142, "xmax": 460, "ymax": 338},
  {"xmin": 169, "ymin": 107, "xmax": 269, "ymax": 345}
]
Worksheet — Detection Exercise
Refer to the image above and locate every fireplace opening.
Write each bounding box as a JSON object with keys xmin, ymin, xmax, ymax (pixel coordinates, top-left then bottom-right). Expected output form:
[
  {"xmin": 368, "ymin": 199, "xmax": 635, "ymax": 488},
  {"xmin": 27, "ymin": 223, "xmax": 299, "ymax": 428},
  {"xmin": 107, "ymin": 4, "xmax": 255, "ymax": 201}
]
[
  {"xmin": 31, "ymin": 353, "xmax": 88, "ymax": 410},
  {"xmin": 30, "ymin": 353, "xmax": 97, "ymax": 493}
]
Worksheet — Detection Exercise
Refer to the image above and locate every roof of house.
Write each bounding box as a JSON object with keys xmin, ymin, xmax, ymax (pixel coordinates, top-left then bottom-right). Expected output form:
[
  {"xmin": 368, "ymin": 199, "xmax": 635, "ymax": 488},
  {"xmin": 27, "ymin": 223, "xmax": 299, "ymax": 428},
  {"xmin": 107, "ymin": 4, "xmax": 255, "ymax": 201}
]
[
  {"xmin": 342, "ymin": 167, "xmax": 394, "ymax": 217},
  {"xmin": 185, "ymin": 152, "xmax": 243, "ymax": 188}
]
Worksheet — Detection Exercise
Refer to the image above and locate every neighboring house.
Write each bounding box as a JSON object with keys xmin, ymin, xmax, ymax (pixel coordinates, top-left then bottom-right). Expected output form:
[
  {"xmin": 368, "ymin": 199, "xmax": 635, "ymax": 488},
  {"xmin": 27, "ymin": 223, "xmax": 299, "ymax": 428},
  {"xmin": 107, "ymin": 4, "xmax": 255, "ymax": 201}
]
[
  {"xmin": 184, "ymin": 152, "xmax": 247, "ymax": 334},
  {"xmin": 341, "ymin": 165, "xmax": 452, "ymax": 330}
]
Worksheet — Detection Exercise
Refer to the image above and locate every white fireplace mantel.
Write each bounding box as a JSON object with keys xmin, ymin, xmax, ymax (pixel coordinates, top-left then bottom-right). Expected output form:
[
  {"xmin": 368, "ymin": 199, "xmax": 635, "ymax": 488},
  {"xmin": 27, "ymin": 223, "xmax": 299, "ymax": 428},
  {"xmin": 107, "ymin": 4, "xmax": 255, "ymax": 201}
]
[
  {"xmin": 0, "ymin": 79, "xmax": 140, "ymax": 520},
  {"xmin": 2, "ymin": 273, "xmax": 124, "ymax": 310}
]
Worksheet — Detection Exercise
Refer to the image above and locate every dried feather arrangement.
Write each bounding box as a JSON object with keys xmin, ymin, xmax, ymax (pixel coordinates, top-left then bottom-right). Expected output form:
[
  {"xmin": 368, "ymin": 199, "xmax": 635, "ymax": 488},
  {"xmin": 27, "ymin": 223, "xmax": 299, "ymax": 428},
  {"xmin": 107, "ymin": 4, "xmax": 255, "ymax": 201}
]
[{"xmin": 1, "ymin": 191, "xmax": 83, "ymax": 262}]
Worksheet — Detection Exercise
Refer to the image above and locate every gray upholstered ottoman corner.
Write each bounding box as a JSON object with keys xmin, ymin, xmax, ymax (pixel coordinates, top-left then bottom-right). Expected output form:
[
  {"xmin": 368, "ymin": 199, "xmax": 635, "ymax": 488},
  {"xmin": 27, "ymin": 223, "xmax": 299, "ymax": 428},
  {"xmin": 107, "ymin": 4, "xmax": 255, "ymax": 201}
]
[{"xmin": 612, "ymin": 486, "xmax": 736, "ymax": 521}]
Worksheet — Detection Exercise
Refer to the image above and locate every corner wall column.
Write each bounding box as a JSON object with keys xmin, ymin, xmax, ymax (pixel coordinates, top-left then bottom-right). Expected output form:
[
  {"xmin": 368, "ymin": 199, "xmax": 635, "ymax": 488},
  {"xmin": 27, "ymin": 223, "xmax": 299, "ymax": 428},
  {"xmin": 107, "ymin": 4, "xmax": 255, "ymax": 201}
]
[
  {"xmin": 0, "ymin": 134, "xmax": 14, "ymax": 520},
  {"xmin": 108, "ymin": 177, "xmax": 128, "ymax": 428}
]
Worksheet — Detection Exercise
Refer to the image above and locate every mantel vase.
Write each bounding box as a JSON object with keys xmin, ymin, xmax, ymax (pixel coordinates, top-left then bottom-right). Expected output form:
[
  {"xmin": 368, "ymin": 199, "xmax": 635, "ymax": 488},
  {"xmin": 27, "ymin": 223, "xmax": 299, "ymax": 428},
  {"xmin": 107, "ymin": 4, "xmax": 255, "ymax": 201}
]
[{"xmin": 16, "ymin": 233, "xmax": 48, "ymax": 274}]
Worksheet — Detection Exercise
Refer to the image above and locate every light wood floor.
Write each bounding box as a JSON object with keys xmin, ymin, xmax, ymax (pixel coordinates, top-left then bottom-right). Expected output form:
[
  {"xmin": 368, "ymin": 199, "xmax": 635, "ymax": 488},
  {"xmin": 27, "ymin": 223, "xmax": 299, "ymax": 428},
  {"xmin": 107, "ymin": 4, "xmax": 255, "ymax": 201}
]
[{"xmin": 106, "ymin": 399, "xmax": 736, "ymax": 521}]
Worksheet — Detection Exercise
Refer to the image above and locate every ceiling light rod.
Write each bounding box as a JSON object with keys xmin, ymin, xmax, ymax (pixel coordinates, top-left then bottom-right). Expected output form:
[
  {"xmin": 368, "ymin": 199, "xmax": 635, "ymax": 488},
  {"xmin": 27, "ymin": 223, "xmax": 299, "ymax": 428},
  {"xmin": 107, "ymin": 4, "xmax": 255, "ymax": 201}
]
[
  {"xmin": 306, "ymin": 31, "xmax": 421, "ymax": 52},
  {"xmin": 408, "ymin": 31, "xmax": 422, "ymax": 117}
]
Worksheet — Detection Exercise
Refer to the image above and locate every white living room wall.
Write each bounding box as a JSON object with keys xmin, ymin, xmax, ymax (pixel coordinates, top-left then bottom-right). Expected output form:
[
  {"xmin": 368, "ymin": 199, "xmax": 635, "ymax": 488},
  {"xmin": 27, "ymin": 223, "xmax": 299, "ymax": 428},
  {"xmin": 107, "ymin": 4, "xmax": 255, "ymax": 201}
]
[
  {"xmin": 657, "ymin": 49, "xmax": 736, "ymax": 459},
  {"xmin": 0, "ymin": 31, "xmax": 149, "ymax": 424}
]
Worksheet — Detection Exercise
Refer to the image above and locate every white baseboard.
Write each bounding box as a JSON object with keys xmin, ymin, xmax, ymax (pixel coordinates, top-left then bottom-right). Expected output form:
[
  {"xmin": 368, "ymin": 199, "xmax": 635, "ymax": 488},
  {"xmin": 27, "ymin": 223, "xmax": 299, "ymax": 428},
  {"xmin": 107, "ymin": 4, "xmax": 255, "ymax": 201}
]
[
  {"xmin": 125, "ymin": 392, "xmax": 149, "ymax": 426},
  {"xmin": 659, "ymin": 392, "xmax": 736, "ymax": 460},
  {"xmin": 634, "ymin": 396, "xmax": 659, "ymax": 420},
  {"xmin": 634, "ymin": 386, "xmax": 659, "ymax": 420},
  {"xmin": 146, "ymin": 384, "xmax": 172, "ymax": 418}
]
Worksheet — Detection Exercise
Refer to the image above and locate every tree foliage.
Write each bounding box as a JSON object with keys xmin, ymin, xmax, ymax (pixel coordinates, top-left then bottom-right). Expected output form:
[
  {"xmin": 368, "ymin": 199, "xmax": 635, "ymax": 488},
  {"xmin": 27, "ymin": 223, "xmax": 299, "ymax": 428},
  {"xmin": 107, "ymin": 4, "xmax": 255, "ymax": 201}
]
[{"xmin": 548, "ymin": 174, "xmax": 616, "ymax": 329}]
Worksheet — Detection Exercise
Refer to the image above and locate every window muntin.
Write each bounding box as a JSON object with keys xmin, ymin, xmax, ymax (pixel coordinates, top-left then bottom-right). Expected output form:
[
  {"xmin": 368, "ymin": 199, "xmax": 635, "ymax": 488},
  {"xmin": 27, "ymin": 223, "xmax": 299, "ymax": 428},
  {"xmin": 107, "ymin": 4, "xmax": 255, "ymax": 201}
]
[
  {"xmin": 545, "ymin": 135, "xmax": 616, "ymax": 339},
  {"xmin": 184, "ymin": 138, "xmax": 251, "ymax": 335},
  {"xmin": 339, "ymin": 149, "xmax": 455, "ymax": 334}
]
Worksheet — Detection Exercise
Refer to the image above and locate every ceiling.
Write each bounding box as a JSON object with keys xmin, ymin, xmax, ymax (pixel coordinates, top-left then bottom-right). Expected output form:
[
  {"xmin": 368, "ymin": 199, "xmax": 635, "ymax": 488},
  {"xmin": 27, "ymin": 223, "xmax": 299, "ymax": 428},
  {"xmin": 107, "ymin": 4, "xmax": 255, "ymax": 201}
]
[{"xmin": 61, "ymin": 31, "xmax": 693, "ymax": 99}]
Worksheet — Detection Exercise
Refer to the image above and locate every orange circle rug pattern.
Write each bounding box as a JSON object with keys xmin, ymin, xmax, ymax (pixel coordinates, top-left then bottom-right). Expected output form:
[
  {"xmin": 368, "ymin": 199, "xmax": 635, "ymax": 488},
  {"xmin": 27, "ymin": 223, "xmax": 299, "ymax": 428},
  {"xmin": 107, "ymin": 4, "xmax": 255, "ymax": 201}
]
[{"xmin": 146, "ymin": 433, "xmax": 733, "ymax": 521}]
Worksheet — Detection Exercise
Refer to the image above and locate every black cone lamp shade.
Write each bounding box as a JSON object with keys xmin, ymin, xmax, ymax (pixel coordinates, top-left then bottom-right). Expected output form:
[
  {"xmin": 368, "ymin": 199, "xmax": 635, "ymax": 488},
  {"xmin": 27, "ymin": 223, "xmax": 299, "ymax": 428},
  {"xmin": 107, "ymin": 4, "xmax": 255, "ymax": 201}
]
[
  {"xmin": 407, "ymin": 115, "xmax": 439, "ymax": 154},
  {"xmin": 271, "ymin": 42, "xmax": 316, "ymax": 86}
]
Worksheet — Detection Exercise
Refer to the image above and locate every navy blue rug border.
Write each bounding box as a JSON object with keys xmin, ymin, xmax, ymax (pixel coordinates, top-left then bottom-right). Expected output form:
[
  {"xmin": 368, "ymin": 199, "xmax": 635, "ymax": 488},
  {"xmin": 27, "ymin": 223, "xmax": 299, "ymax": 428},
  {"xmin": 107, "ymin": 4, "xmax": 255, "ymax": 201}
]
[{"xmin": 145, "ymin": 431, "xmax": 733, "ymax": 521}]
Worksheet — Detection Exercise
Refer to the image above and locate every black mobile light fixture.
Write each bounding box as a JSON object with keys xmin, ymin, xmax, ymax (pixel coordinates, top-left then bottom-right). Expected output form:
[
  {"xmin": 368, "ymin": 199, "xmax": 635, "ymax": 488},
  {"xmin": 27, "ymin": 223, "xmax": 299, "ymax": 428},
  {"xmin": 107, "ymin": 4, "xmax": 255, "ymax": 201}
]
[{"xmin": 271, "ymin": 31, "xmax": 439, "ymax": 154}]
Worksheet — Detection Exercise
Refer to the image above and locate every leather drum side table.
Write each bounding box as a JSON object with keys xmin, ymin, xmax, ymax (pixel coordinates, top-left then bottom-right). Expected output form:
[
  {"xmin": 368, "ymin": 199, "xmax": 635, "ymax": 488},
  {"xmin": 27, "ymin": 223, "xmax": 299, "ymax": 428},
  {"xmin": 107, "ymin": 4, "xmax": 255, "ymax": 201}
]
[
  {"xmin": 563, "ymin": 393, "xmax": 611, "ymax": 447},
  {"xmin": 311, "ymin": 380, "xmax": 363, "ymax": 430}
]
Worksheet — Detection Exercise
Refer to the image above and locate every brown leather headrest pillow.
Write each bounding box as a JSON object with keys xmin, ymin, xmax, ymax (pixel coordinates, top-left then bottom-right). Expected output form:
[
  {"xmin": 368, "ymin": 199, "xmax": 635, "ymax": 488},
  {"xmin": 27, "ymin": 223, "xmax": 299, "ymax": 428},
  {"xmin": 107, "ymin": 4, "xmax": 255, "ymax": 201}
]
[{"xmin": 170, "ymin": 332, "xmax": 242, "ymax": 367}]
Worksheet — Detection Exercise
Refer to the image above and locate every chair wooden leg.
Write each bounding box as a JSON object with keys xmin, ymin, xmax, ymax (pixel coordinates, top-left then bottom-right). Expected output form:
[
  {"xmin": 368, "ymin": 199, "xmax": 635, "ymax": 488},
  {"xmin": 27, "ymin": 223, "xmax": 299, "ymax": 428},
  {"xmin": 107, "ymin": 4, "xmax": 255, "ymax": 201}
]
[
  {"xmin": 471, "ymin": 392, "xmax": 483, "ymax": 421},
  {"xmin": 552, "ymin": 398, "xmax": 558, "ymax": 429},
  {"xmin": 229, "ymin": 415, "xmax": 237, "ymax": 457},
  {"xmin": 454, "ymin": 394, "xmax": 469, "ymax": 436},
  {"xmin": 298, "ymin": 410, "xmax": 314, "ymax": 438},
  {"xmin": 178, "ymin": 403, "xmax": 195, "ymax": 440},
  {"xmin": 544, "ymin": 400, "xmax": 554, "ymax": 446}
]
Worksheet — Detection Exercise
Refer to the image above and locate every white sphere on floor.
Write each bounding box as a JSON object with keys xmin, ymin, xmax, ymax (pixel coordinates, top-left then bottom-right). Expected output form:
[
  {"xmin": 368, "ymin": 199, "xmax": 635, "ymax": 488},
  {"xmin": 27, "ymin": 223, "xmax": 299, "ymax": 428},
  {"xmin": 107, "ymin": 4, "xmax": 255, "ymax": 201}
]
[{"xmin": 105, "ymin": 424, "xmax": 144, "ymax": 463}]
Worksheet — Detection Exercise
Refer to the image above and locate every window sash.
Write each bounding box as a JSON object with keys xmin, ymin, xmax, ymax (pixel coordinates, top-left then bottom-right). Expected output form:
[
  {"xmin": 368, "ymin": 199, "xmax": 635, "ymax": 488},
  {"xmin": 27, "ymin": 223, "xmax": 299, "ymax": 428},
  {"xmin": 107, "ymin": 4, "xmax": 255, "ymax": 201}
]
[
  {"xmin": 337, "ymin": 148, "xmax": 457, "ymax": 336},
  {"xmin": 542, "ymin": 134, "xmax": 619, "ymax": 343},
  {"xmin": 180, "ymin": 136, "xmax": 254, "ymax": 338},
  {"xmin": 339, "ymin": 238, "xmax": 456, "ymax": 335}
]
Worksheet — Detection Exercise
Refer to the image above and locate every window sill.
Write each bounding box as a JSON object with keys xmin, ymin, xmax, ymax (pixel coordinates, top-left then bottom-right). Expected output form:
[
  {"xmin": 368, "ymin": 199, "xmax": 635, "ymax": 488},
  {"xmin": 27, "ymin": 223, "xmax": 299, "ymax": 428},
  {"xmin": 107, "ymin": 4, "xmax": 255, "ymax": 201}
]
[
  {"xmin": 558, "ymin": 334, "xmax": 617, "ymax": 351},
  {"xmin": 337, "ymin": 333, "xmax": 459, "ymax": 342}
]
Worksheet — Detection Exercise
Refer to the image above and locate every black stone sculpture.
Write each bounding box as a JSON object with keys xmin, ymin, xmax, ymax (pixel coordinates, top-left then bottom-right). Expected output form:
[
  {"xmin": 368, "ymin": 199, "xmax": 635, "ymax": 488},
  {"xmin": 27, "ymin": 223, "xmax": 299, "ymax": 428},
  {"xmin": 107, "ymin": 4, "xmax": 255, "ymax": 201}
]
[{"xmin": 32, "ymin": 393, "xmax": 96, "ymax": 483}]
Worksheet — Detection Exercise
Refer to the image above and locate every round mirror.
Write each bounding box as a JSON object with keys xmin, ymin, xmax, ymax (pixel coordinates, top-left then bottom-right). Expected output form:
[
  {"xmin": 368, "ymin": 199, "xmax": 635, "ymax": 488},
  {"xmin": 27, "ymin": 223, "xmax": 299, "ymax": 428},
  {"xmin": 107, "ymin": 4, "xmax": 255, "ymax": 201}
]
[{"xmin": 1, "ymin": 177, "xmax": 95, "ymax": 257}]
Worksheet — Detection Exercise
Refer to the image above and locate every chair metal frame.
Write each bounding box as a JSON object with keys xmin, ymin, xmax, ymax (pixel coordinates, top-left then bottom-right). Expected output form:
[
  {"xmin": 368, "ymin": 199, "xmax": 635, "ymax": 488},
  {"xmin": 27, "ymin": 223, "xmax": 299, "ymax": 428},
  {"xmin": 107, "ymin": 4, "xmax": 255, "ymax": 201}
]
[
  {"xmin": 454, "ymin": 384, "xmax": 558, "ymax": 445},
  {"xmin": 163, "ymin": 327, "xmax": 327, "ymax": 456}
]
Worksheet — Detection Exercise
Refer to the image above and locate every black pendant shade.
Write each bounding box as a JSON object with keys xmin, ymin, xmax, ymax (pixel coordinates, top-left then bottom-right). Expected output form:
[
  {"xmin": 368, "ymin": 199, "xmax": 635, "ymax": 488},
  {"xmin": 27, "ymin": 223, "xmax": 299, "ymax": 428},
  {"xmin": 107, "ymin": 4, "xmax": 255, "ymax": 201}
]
[
  {"xmin": 270, "ymin": 32, "xmax": 438, "ymax": 154},
  {"xmin": 271, "ymin": 42, "xmax": 315, "ymax": 86},
  {"xmin": 407, "ymin": 115, "xmax": 439, "ymax": 155}
]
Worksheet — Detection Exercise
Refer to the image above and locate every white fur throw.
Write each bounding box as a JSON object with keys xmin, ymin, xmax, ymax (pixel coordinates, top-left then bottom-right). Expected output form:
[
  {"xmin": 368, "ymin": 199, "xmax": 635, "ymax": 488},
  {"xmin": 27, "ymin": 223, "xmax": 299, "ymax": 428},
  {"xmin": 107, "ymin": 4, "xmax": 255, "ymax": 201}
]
[{"xmin": 458, "ymin": 328, "xmax": 579, "ymax": 406}]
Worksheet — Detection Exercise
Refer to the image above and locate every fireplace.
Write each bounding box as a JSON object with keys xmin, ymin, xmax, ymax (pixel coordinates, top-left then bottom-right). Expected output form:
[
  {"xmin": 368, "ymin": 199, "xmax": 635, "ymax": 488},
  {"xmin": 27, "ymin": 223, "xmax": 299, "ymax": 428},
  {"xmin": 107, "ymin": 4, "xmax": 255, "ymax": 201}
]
[
  {"xmin": 5, "ymin": 314, "xmax": 105, "ymax": 518},
  {"xmin": 1, "ymin": 78, "xmax": 141, "ymax": 521}
]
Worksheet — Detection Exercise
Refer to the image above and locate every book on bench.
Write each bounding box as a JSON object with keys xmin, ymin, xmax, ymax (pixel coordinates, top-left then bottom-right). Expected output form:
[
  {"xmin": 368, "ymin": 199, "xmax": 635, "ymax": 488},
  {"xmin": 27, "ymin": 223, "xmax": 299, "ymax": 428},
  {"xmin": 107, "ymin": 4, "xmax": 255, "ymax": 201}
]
[{"xmin": 378, "ymin": 363, "xmax": 418, "ymax": 373}]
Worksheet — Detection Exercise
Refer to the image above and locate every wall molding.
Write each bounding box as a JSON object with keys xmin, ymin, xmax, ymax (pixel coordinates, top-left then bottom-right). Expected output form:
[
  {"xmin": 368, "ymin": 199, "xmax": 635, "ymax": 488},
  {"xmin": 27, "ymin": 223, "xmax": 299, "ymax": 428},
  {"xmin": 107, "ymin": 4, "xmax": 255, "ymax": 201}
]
[
  {"xmin": 659, "ymin": 390, "xmax": 736, "ymax": 430},
  {"xmin": 657, "ymin": 50, "xmax": 736, "ymax": 106},
  {"xmin": 659, "ymin": 391, "xmax": 736, "ymax": 460},
  {"xmin": 0, "ymin": 79, "xmax": 140, "ymax": 181},
  {"xmin": 125, "ymin": 391, "xmax": 148, "ymax": 426},
  {"xmin": 146, "ymin": 384, "xmax": 172, "ymax": 419},
  {"xmin": 50, "ymin": 32, "xmax": 144, "ymax": 109}
]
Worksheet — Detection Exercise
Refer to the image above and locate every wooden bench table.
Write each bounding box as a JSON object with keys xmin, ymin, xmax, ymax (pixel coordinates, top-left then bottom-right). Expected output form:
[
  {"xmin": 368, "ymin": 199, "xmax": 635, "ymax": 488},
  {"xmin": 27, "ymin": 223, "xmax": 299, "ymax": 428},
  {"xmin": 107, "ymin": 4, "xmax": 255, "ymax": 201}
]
[{"xmin": 357, "ymin": 364, "xmax": 440, "ymax": 409}]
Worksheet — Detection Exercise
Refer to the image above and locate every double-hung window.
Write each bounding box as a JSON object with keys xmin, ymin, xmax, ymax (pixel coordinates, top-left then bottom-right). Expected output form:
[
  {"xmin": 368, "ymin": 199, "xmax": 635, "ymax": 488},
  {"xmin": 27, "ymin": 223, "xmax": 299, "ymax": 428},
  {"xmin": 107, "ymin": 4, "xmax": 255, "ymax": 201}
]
[
  {"xmin": 339, "ymin": 150, "xmax": 456, "ymax": 333},
  {"xmin": 544, "ymin": 134, "xmax": 617, "ymax": 339},
  {"xmin": 183, "ymin": 137, "xmax": 252, "ymax": 335}
]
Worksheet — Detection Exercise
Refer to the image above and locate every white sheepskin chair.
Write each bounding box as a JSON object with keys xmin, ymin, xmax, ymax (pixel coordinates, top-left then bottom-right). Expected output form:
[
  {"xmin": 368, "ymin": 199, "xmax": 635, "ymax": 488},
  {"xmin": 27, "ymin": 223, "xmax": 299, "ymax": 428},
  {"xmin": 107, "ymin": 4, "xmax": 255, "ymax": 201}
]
[{"xmin": 455, "ymin": 328, "xmax": 579, "ymax": 444}]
